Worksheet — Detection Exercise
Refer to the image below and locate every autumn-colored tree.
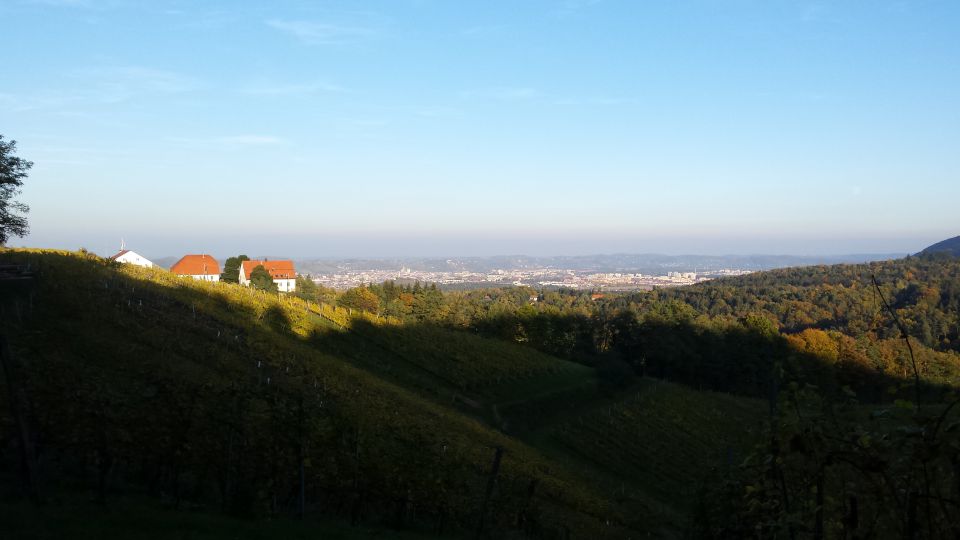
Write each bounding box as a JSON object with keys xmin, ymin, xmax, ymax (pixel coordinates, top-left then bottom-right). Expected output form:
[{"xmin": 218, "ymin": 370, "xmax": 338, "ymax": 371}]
[
  {"xmin": 794, "ymin": 328, "xmax": 839, "ymax": 362},
  {"xmin": 338, "ymin": 286, "xmax": 380, "ymax": 313}
]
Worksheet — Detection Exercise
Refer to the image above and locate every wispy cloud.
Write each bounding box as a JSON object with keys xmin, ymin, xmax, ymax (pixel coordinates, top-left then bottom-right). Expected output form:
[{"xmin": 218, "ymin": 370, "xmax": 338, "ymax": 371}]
[
  {"xmin": 551, "ymin": 96, "xmax": 633, "ymax": 106},
  {"xmin": 416, "ymin": 106, "xmax": 463, "ymax": 119},
  {"xmin": 461, "ymin": 87, "xmax": 541, "ymax": 101},
  {"xmin": 346, "ymin": 119, "xmax": 389, "ymax": 128},
  {"xmin": 460, "ymin": 24, "xmax": 506, "ymax": 37},
  {"xmin": 216, "ymin": 135, "xmax": 285, "ymax": 145},
  {"xmin": 173, "ymin": 9, "xmax": 244, "ymax": 31},
  {"xmin": 554, "ymin": 0, "xmax": 602, "ymax": 17},
  {"xmin": 0, "ymin": 65, "xmax": 198, "ymax": 114},
  {"xmin": 69, "ymin": 65, "xmax": 200, "ymax": 103},
  {"xmin": 266, "ymin": 19, "xmax": 377, "ymax": 45},
  {"xmin": 461, "ymin": 87, "xmax": 630, "ymax": 107},
  {"xmin": 800, "ymin": 2, "xmax": 827, "ymax": 22},
  {"xmin": 168, "ymin": 135, "xmax": 286, "ymax": 147},
  {"xmin": 25, "ymin": 0, "xmax": 95, "ymax": 7},
  {"xmin": 0, "ymin": 91, "xmax": 73, "ymax": 112},
  {"xmin": 24, "ymin": 0, "xmax": 128, "ymax": 9},
  {"xmin": 241, "ymin": 81, "xmax": 346, "ymax": 96}
]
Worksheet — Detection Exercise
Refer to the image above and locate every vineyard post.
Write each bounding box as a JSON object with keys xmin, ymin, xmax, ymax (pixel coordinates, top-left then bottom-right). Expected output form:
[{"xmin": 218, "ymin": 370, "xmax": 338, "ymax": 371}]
[
  {"xmin": 814, "ymin": 467, "xmax": 824, "ymax": 540},
  {"xmin": 871, "ymin": 274, "xmax": 921, "ymax": 403},
  {"xmin": 298, "ymin": 394, "xmax": 305, "ymax": 520},
  {"xmin": 845, "ymin": 495, "xmax": 859, "ymax": 538},
  {"xmin": 517, "ymin": 478, "xmax": 538, "ymax": 530},
  {"xmin": 351, "ymin": 425, "xmax": 363, "ymax": 525},
  {"xmin": 475, "ymin": 446, "xmax": 504, "ymax": 538}
]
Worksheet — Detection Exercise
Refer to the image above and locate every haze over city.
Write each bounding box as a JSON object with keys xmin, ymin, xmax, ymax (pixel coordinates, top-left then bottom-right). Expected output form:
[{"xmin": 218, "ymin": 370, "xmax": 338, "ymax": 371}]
[{"xmin": 4, "ymin": 0, "xmax": 959, "ymax": 257}]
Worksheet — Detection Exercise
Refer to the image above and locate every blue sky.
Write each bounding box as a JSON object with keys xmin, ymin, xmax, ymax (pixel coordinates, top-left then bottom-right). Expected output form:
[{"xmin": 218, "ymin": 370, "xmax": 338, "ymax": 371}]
[{"xmin": 2, "ymin": 0, "xmax": 958, "ymax": 258}]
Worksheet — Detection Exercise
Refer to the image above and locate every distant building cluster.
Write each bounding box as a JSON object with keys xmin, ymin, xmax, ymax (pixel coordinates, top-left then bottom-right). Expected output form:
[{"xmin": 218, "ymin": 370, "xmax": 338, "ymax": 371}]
[
  {"xmin": 307, "ymin": 264, "xmax": 753, "ymax": 291},
  {"xmin": 107, "ymin": 249, "xmax": 755, "ymax": 293},
  {"xmin": 108, "ymin": 249, "xmax": 298, "ymax": 292}
]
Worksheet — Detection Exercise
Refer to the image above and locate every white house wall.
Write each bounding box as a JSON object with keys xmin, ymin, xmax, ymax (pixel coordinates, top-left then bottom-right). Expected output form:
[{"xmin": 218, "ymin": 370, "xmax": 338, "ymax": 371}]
[
  {"xmin": 187, "ymin": 274, "xmax": 220, "ymax": 282},
  {"xmin": 115, "ymin": 251, "xmax": 155, "ymax": 268}
]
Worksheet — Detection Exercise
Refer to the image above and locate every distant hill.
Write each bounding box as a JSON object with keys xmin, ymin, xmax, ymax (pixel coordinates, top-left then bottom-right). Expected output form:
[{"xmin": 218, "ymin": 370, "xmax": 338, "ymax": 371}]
[
  {"xmin": 920, "ymin": 235, "xmax": 960, "ymax": 256},
  {"xmin": 150, "ymin": 256, "xmax": 179, "ymax": 269},
  {"xmin": 296, "ymin": 252, "xmax": 906, "ymax": 275}
]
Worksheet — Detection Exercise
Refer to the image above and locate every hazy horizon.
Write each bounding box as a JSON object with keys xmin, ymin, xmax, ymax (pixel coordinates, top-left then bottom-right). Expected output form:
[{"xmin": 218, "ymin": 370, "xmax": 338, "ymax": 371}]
[{"xmin": 13, "ymin": 231, "xmax": 926, "ymax": 262}]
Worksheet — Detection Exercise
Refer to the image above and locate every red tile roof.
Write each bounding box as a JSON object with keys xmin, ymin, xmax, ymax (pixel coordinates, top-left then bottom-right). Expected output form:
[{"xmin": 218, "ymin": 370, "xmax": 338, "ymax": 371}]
[
  {"xmin": 170, "ymin": 254, "xmax": 220, "ymax": 276},
  {"xmin": 109, "ymin": 250, "xmax": 130, "ymax": 260},
  {"xmin": 242, "ymin": 260, "xmax": 296, "ymax": 280}
]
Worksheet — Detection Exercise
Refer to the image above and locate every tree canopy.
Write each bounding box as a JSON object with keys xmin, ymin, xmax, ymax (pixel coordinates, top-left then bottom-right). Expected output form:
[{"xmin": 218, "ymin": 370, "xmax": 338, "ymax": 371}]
[
  {"xmin": 249, "ymin": 264, "xmax": 277, "ymax": 292},
  {"xmin": 337, "ymin": 286, "xmax": 381, "ymax": 313},
  {"xmin": 220, "ymin": 254, "xmax": 249, "ymax": 283},
  {"xmin": 0, "ymin": 135, "xmax": 32, "ymax": 245}
]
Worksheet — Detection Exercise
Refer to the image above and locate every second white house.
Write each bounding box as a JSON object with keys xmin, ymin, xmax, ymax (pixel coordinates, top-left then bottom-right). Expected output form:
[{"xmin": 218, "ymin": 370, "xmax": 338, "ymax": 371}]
[{"xmin": 239, "ymin": 259, "xmax": 297, "ymax": 292}]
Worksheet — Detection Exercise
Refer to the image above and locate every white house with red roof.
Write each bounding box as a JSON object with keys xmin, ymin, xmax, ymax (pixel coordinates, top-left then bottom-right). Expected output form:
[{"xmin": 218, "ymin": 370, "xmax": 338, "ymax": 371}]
[
  {"xmin": 170, "ymin": 254, "xmax": 221, "ymax": 282},
  {"xmin": 239, "ymin": 259, "xmax": 296, "ymax": 292},
  {"xmin": 109, "ymin": 249, "xmax": 155, "ymax": 268}
]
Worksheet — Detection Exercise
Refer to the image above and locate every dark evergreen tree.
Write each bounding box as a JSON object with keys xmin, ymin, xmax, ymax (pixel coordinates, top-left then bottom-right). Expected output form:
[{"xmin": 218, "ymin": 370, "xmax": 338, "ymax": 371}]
[
  {"xmin": 249, "ymin": 264, "xmax": 278, "ymax": 292},
  {"xmin": 221, "ymin": 255, "xmax": 250, "ymax": 283}
]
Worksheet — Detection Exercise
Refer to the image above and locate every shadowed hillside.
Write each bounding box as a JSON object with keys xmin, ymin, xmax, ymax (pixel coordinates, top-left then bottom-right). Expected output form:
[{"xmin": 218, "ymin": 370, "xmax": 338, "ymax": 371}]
[
  {"xmin": 0, "ymin": 249, "xmax": 625, "ymax": 539},
  {"xmin": 5, "ymin": 248, "xmax": 958, "ymax": 538}
]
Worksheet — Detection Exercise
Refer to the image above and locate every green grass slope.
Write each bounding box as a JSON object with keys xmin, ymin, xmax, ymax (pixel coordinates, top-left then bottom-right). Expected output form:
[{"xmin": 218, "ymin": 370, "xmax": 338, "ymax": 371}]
[
  {"xmin": 279, "ymin": 283, "xmax": 599, "ymax": 434},
  {"xmin": 306, "ymin": 315, "xmax": 595, "ymax": 417},
  {"xmin": 0, "ymin": 249, "xmax": 625, "ymax": 538},
  {"xmin": 526, "ymin": 379, "xmax": 766, "ymax": 532}
]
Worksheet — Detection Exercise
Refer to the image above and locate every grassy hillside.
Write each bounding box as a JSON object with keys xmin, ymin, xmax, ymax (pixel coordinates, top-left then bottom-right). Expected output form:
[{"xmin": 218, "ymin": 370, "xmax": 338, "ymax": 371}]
[
  {"xmin": 0, "ymin": 495, "xmax": 444, "ymax": 540},
  {"xmin": 1, "ymin": 248, "xmax": 792, "ymax": 539},
  {"xmin": 0, "ymin": 249, "xmax": 624, "ymax": 538},
  {"xmin": 307, "ymin": 315, "xmax": 593, "ymax": 403},
  {"xmin": 526, "ymin": 379, "xmax": 765, "ymax": 532},
  {"xmin": 280, "ymin": 282, "xmax": 599, "ymax": 432}
]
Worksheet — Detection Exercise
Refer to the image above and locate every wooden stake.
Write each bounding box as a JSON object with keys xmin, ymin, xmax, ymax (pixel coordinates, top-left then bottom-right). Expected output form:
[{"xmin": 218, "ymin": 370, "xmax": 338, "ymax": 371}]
[{"xmin": 475, "ymin": 446, "xmax": 504, "ymax": 538}]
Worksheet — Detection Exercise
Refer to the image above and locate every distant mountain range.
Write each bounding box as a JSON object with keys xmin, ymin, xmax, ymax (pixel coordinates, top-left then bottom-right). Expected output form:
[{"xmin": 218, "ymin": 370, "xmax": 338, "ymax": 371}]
[{"xmin": 920, "ymin": 235, "xmax": 960, "ymax": 257}]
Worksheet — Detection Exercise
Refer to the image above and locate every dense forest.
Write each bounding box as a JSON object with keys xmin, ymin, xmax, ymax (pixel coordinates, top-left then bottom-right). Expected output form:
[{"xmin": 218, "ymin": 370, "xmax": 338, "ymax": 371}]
[{"xmin": 2, "ymin": 248, "xmax": 960, "ymax": 538}]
